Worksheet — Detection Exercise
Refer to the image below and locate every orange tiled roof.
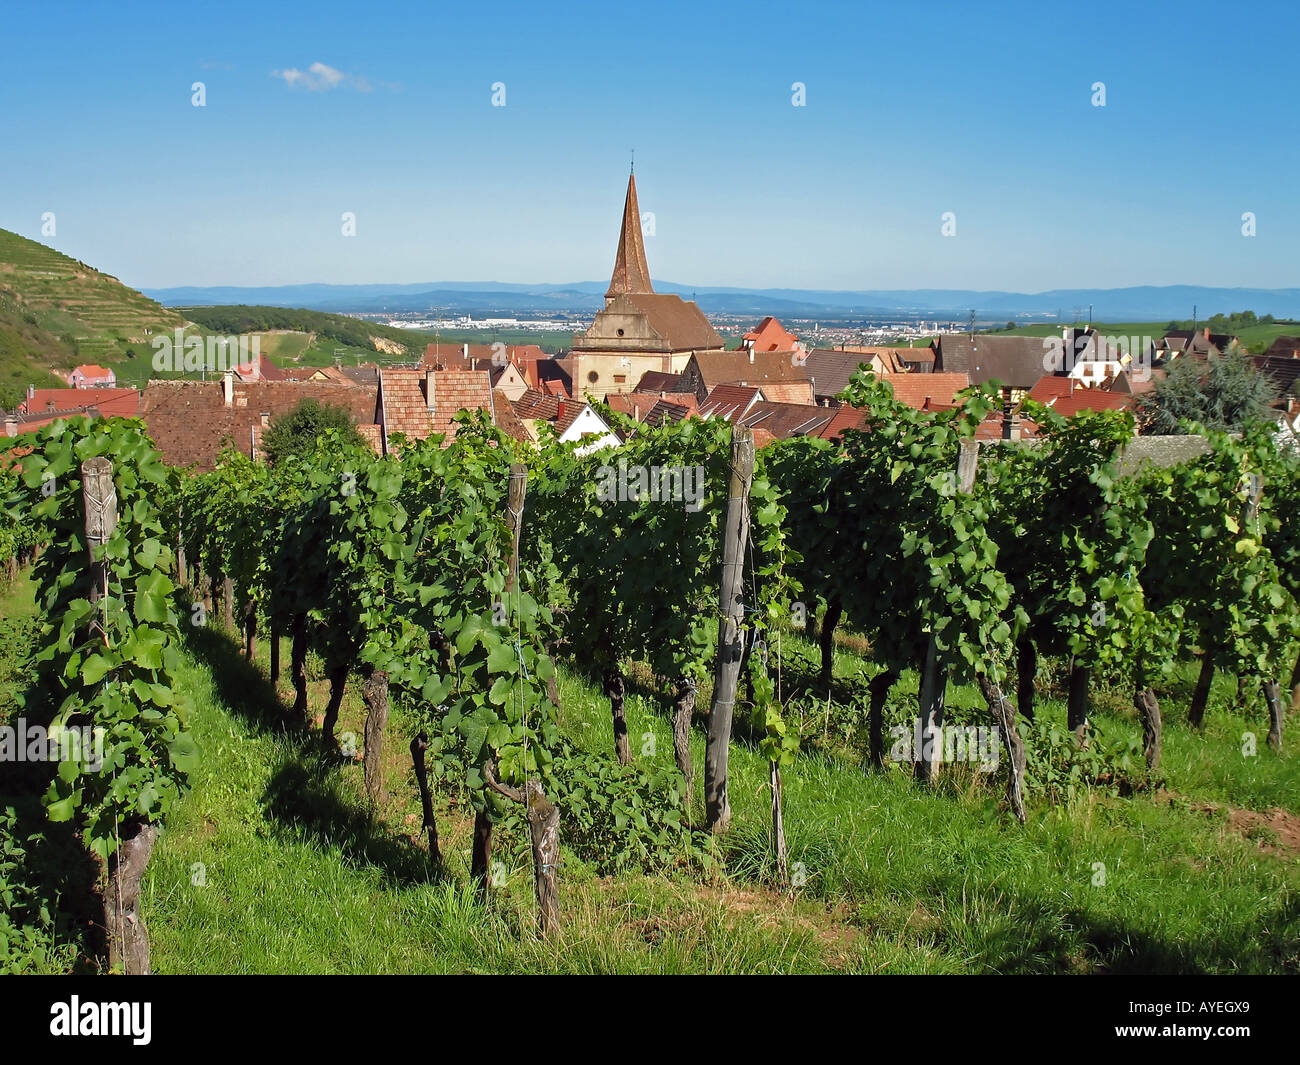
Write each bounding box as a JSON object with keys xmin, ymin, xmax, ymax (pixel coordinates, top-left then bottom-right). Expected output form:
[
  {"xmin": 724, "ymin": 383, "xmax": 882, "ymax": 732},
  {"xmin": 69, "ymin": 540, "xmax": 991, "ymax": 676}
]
[
  {"xmin": 877, "ymin": 372, "xmax": 972, "ymax": 410},
  {"xmin": 742, "ymin": 317, "xmax": 800, "ymax": 352},
  {"xmin": 379, "ymin": 369, "xmax": 430, "ymax": 443},
  {"xmin": 427, "ymin": 370, "xmax": 495, "ymax": 443},
  {"xmin": 22, "ymin": 387, "xmax": 139, "ymax": 418}
]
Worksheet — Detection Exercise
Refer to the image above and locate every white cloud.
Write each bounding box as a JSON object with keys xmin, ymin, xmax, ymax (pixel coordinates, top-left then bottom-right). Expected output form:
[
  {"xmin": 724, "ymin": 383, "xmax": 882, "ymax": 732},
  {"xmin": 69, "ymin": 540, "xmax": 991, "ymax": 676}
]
[{"xmin": 271, "ymin": 61, "xmax": 372, "ymax": 92}]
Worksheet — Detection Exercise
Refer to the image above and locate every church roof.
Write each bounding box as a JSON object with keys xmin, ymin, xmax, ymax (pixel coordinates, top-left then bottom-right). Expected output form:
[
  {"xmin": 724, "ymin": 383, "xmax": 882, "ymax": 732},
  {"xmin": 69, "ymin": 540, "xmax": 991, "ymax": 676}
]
[{"xmin": 606, "ymin": 173, "xmax": 654, "ymax": 299}]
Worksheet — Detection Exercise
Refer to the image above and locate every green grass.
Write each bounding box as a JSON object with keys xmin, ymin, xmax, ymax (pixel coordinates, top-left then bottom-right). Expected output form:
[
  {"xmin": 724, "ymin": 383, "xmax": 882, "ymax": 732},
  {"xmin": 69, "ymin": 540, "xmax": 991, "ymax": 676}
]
[{"xmin": 3, "ymin": 571, "xmax": 1297, "ymax": 973}]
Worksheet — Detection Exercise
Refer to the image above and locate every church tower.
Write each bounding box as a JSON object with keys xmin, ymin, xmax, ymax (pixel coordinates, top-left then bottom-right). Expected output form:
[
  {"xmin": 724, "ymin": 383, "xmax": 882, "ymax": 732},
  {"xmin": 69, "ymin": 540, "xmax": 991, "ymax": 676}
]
[{"xmin": 570, "ymin": 170, "xmax": 725, "ymax": 399}]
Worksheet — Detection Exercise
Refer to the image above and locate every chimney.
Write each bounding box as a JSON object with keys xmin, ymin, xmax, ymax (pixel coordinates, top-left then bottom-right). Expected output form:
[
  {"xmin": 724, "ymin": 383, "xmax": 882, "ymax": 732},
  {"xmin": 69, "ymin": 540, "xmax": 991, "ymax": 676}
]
[
  {"xmin": 748, "ymin": 345, "xmax": 755, "ymax": 364},
  {"xmin": 3, "ymin": 414, "xmax": 17, "ymax": 437},
  {"xmin": 425, "ymin": 371, "xmax": 437, "ymax": 410},
  {"xmin": 1001, "ymin": 385, "xmax": 1021, "ymax": 441},
  {"xmin": 463, "ymin": 343, "xmax": 469, "ymax": 360},
  {"xmin": 557, "ymin": 398, "xmax": 566, "ymax": 422},
  {"xmin": 222, "ymin": 370, "xmax": 233, "ymax": 407},
  {"xmin": 26, "ymin": 385, "xmax": 34, "ymax": 401}
]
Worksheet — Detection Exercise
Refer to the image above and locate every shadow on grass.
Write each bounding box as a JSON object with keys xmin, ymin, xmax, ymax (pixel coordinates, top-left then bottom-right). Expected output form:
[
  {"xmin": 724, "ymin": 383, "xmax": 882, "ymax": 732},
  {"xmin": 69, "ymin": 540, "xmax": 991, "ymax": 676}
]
[
  {"xmin": 263, "ymin": 758, "xmax": 446, "ymax": 887},
  {"xmin": 178, "ymin": 615, "xmax": 301, "ymax": 739},
  {"xmin": 178, "ymin": 612, "xmax": 445, "ymax": 888},
  {"xmin": 943, "ymin": 881, "xmax": 1300, "ymax": 975}
]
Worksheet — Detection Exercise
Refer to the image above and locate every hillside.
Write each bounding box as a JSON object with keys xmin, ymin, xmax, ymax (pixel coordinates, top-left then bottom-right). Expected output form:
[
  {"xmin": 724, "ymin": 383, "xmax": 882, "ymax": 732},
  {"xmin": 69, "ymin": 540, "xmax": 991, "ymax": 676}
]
[
  {"xmin": 180, "ymin": 305, "xmax": 432, "ymax": 364},
  {"xmin": 0, "ymin": 228, "xmax": 184, "ymax": 405},
  {"xmin": 144, "ymin": 280, "xmax": 1300, "ymax": 321}
]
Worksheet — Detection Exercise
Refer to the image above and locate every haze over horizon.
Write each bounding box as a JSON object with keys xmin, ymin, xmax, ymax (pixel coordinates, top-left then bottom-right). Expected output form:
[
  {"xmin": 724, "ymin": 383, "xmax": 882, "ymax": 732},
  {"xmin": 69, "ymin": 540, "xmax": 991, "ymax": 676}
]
[{"xmin": 2, "ymin": 0, "xmax": 1295, "ymax": 294}]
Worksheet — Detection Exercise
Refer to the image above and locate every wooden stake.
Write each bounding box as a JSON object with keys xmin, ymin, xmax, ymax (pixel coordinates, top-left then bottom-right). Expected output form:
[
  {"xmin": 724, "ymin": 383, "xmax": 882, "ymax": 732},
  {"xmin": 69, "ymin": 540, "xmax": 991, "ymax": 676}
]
[
  {"xmin": 1188, "ymin": 651, "xmax": 1214, "ymax": 728},
  {"xmin": 80, "ymin": 457, "xmax": 117, "ymax": 634},
  {"xmin": 81, "ymin": 458, "xmax": 157, "ymax": 972},
  {"xmin": 915, "ymin": 635, "xmax": 946, "ymax": 782},
  {"xmin": 705, "ymin": 424, "xmax": 755, "ymax": 835},
  {"xmin": 1135, "ymin": 685, "xmax": 1162, "ymax": 771},
  {"xmin": 917, "ymin": 441, "xmax": 977, "ymax": 783},
  {"xmin": 976, "ymin": 675, "xmax": 1027, "ymax": 823},
  {"xmin": 1264, "ymin": 680, "xmax": 1284, "ymax": 751},
  {"xmin": 770, "ymin": 761, "xmax": 788, "ymax": 886},
  {"xmin": 410, "ymin": 732, "xmax": 441, "ymax": 863},
  {"xmin": 362, "ymin": 670, "xmax": 389, "ymax": 802},
  {"xmin": 1067, "ymin": 659, "xmax": 1091, "ymax": 744},
  {"xmin": 673, "ymin": 675, "xmax": 696, "ymax": 806}
]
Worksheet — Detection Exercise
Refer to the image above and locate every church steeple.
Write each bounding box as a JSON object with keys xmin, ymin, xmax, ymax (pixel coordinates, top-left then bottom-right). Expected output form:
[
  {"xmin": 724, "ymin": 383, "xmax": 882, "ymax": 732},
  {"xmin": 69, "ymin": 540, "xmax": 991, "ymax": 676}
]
[{"xmin": 606, "ymin": 171, "xmax": 654, "ymax": 302}]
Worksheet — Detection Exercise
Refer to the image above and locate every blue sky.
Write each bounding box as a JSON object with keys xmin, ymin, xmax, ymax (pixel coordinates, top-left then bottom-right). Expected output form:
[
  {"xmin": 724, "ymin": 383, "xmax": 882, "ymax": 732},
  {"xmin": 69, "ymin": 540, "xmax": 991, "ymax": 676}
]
[{"xmin": 1, "ymin": 0, "xmax": 1296, "ymax": 292}]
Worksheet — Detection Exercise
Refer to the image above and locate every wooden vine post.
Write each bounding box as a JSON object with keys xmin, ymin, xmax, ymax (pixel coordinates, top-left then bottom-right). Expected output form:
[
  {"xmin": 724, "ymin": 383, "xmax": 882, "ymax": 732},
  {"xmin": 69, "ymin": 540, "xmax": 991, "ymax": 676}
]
[
  {"xmin": 976, "ymin": 675, "xmax": 1027, "ymax": 824},
  {"xmin": 362, "ymin": 669, "xmax": 390, "ymax": 802},
  {"xmin": 705, "ymin": 424, "xmax": 755, "ymax": 834},
  {"xmin": 917, "ymin": 440, "xmax": 977, "ymax": 783},
  {"xmin": 1244, "ymin": 474, "xmax": 1284, "ymax": 751},
  {"xmin": 480, "ymin": 463, "xmax": 561, "ymax": 935},
  {"xmin": 82, "ymin": 457, "xmax": 156, "ymax": 974},
  {"xmin": 269, "ymin": 620, "xmax": 281, "ymax": 683},
  {"xmin": 410, "ymin": 732, "xmax": 441, "ymax": 862}
]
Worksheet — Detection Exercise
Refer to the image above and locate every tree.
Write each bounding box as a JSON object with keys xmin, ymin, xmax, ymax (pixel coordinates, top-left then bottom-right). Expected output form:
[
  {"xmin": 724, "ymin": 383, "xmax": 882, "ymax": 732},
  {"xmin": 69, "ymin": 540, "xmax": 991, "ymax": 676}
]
[
  {"xmin": 260, "ymin": 399, "xmax": 365, "ymax": 464},
  {"xmin": 1133, "ymin": 349, "xmax": 1278, "ymax": 435}
]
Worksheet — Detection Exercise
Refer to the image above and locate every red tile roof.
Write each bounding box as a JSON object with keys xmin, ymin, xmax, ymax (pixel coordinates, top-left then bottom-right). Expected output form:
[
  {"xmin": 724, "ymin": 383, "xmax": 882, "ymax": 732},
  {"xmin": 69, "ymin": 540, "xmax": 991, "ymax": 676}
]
[
  {"xmin": 687, "ymin": 349, "xmax": 812, "ymax": 396},
  {"xmin": 699, "ymin": 385, "xmax": 763, "ymax": 422},
  {"xmin": 21, "ymin": 387, "xmax": 139, "ymax": 418},
  {"xmin": 139, "ymin": 379, "xmax": 380, "ymax": 470},
  {"xmin": 877, "ymin": 372, "xmax": 972, "ymax": 410},
  {"xmin": 643, "ymin": 400, "xmax": 692, "ymax": 426},
  {"xmin": 1026, "ymin": 376, "xmax": 1131, "ymax": 416},
  {"xmin": 233, "ymin": 355, "xmax": 289, "ymax": 381},
  {"xmin": 379, "ymin": 370, "xmax": 430, "ymax": 443},
  {"xmin": 512, "ymin": 389, "xmax": 602, "ymax": 438},
  {"xmin": 736, "ymin": 401, "xmax": 835, "ymax": 440},
  {"xmin": 634, "ymin": 370, "xmax": 686, "ymax": 393},
  {"xmin": 70, "ymin": 364, "xmax": 113, "ymax": 380},
  {"xmin": 743, "ymin": 317, "xmax": 800, "ymax": 352},
  {"xmin": 427, "ymin": 370, "xmax": 496, "ymax": 444}
]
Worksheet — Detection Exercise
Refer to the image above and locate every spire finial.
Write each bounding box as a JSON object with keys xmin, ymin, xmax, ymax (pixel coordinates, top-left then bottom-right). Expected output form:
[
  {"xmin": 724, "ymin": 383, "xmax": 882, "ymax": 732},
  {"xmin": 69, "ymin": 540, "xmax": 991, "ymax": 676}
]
[{"xmin": 630, "ymin": 148, "xmax": 634, "ymax": 174}]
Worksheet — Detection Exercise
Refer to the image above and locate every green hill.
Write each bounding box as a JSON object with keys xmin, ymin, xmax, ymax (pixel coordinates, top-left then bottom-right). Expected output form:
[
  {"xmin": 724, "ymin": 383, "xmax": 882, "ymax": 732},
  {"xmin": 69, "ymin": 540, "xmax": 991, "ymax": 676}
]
[{"xmin": 0, "ymin": 228, "xmax": 184, "ymax": 406}]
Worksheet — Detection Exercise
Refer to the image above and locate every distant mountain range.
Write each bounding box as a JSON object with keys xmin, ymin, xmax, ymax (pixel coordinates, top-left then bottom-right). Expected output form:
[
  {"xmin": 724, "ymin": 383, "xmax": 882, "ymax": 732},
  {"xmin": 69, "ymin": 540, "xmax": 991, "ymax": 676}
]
[{"xmin": 142, "ymin": 281, "xmax": 1300, "ymax": 321}]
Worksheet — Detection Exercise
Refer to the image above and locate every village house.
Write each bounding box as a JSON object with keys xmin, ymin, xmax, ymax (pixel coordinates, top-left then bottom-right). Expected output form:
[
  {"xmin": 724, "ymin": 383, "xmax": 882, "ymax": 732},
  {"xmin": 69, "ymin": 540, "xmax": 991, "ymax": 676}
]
[
  {"xmin": 679, "ymin": 348, "xmax": 813, "ymax": 405},
  {"xmin": 422, "ymin": 344, "xmax": 530, "ymax": 400},
  {"xmin": 64, "ymin": 364, "xmax": 117, "ymax": 388},
  {"xmin": 511, "ymin": 389, "xmax": 619, "ymax": 452},
  {"xmin": 376, "ymin": 368, "xmax": 527, "ymax": 453},
  {"xmin": 742, "ymin": 316, "xmax": 801, "ymax": 352},
  {"xmin": 1025, "ymin": 376, "xmax": 1132, "ymax": 417}
]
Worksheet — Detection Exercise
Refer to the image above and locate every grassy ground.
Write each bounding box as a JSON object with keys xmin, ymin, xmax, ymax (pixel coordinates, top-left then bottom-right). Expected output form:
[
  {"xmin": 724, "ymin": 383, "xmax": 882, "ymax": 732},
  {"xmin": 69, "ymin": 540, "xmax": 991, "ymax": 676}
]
[{"xmin": 3, "ymin": 571, "xmax": 1297, "ymax": 973}]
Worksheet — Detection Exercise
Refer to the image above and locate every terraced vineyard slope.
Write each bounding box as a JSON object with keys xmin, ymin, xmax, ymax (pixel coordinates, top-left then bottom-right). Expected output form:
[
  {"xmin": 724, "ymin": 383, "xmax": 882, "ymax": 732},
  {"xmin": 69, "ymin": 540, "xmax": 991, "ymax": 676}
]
[{"xmin": 0, "ymin": 228, "xmax": 184, "ymax": 404}]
